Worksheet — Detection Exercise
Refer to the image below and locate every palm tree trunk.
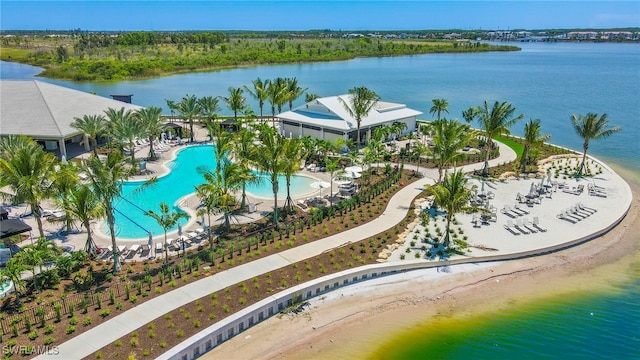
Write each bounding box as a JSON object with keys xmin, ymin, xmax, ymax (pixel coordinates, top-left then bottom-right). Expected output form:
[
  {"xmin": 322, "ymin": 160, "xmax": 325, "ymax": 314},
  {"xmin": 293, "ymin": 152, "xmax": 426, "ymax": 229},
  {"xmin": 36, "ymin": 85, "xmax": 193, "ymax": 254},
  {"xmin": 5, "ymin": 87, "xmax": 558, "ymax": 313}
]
[
  {"xmin": 272, "ymin": 181, "xmax": 279, "ymax": 226},
  {"xmin": 32, "ymin": 204, "xmax": 45, "ymax": 239},
  {"xmin": 483, "ymin": 140, "xmax": 492, "ymax": 177},
  {"xmin": 578, "ymin": 143, "xmax": 589, "ymax": 176},
  {"xmin": 240, "ymin": 184, "xmax": 247, "ymax": 209},
  {"xmin": 84, "ymin": 220, "xmax": 97, "ymax": 254},
  {"xmin": 92, "ymin": 138, "xmax": 99, "ymax": 157},
  {"xmin": 190, "ymin": 120, "xmax": 195, "ymax": 143},
  {"xmin": 106, "ymin": 209, "xmax": 121, "ymax": 273}
]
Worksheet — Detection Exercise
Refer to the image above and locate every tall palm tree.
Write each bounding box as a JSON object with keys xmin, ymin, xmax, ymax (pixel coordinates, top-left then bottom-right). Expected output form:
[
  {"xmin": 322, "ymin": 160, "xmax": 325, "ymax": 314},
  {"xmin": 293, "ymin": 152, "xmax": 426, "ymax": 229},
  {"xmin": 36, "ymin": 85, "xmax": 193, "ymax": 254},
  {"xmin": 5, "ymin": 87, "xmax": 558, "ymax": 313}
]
[
  {"xmin": 430, "ymin": 98, "xmax": 449, "ymax": 120},
  {"xmin": 71, "ymin": 114, "xmax": 107, "ymax": 156},
  {"xmin": 253, "ymin": 125, "xmax": 287, "ymax": 226},
  {"xmin": 427, "ymin": 169, "xmax": 475, "ymax": 248},
  {"xmin": 339, "ymin": 86, "xmax": 380, "ymax": 147},
  {"xmin": 266, "ymin": 78, "xmax": 287, "ymax": 128},
  {"xmin": 281, "ymin": 137, "xmax": 306, "ymax": 212},
  {"xmin": 570, "ymin": 113, "xmax": 621, "ymax": 176},
  {"xmin": 244, "ymin": 78, "xmax": 268, "ymax": 119},
  {"xmin": 223, "ymin": 87, "xmax": 246, "ymax": 124},
  {"xmin": 462, "ymin": 106, "xmax": 480, "ymax": 124},
  {"xmin": 390, "ymin": 121, "xmax": 408, "ymax": 141},
  {"xmin": 411, "ymin": 141, "xmax": 431, "ymax": 177},
  {"xmin": 105, "ymin": 107, "xmax": 142, "ymax": 165},
  {"xmin": 324, "ymin": 156, "xmax": 340, "ymax": 199},
  {"xmin": 82, "ymin": 151, "xmax": 154, "ymax": 273},
  {"xmin": 521, "ymin": 119, "xmax": 551, "ymax": 173},
  {"xmin": 198, "ymin": 96, "xmax": 221, "ymax": 123},
  {"xmin": 49, "ymin": 161, "xmax": 80, "ymax": 234},
  {"xmin": 134, "ymin": 106, "xmax": 164, "ymax": 160},
  {"xmin": 0, "ymin": 136, "xmax": 57, "ymax": 238},
  {"xmin": 475, "ymin": 101, "xmax": 524, "ymax": 177},
  {"xmin": 285, "ymin": 77, "xmax": 307, "ymax": 110},
  {"xmin": 175, "ymin": 94, "xmax": 201, "ymax": 143},
  {"xmin": 145, "ymin": 202, "xmax": 188, "ymax": 262},
  {"xmin": 231, "ymin": 128, "xmax": 259, "ymax": 209},
  {"xmin": 196, "ymin": 159, "xmax": 244, "ymax": 232},
  {"xmin": 57, "ymin": 183, "xmax": 103, "ymax": 255},
  {"xmin": 431, "ymin": 118, "xmax": 473, "ymax": 182}
]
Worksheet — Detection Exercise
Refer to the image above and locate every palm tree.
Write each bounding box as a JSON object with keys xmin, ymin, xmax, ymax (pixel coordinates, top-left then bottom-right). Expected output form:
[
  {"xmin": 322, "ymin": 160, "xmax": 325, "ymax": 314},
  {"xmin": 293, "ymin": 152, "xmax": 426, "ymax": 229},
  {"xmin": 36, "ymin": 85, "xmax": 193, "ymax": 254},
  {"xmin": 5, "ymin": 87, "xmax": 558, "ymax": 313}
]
[
  {"xmin": 71, "ymin": 114, "xmax": 107, "ymax": 156},
  {"xmin": 431, "ymin": 118, "xmax": 473, "ymax": 182},
  {"xmin": 475, "ymin": 101, "xmax": 524, "ymax": 177},
  {"xmin": 339, "ymin": 86, "xmax": 380, "ymax": 147},
  {"xmin": 175, "ymin": 94, "xmax": 201, "ymax": 143},
  {"xmin": 105, "ymin": 107, "xmax": 143, "ymax": 165},
  {"xmin": 462, "ymin": 106, "xmax": 480, "ymax": 124},
  {"xmin": 430, "ymin": 98, "xmax": 449, "ymax": 120},
  {"xmin": 82, "ymin": 151, "xmax": 154, "ymax": 273},
  {"xmin": 0, "ymin": 136, "xmax": 57, "ymax": 238},
  {"xmin": 371, "ymin": 125, "xmax": 390, "ymax": 143},
  {"xmin": 281, "ymin": 137, "xmax": 306, "ymax": 212},
  {"xmin": 198, "ymin": 96, "xmax": 221, "ymax": 123},
  {"xmin": 285, "ymin": 77, "xmax": 307, "ymax": 110},
  {"xmin": 427, "ymin": 169, "xmax": 475, "ymax": 248},
  {"xmin": 390, "ymin": 121, "xmax": 408, "ymax": 141},
  {"xmin": 0, "ymin": 258, "xmax": 29, "ymax": 304},
  {"xmin": 253, "ymin": 125, "xmax": 287, "ymax": 226},
  {"xmin": 223, "ymin": 87, "xmax": 246, "ymax": 124},
  {"xmin": 411, "ymin": 141, "xmax": 431, "ymax": 177},
  {"xmin": 570, "ymin": 113, "xmax": 621, "ymax": 176},
  {"xmin": 521, "ymin": 119, "xmax": 551, "ymax": 173},
  {"xmin": 231, "ymin": 128, "xmax": 259, "ymax": 209},
  {"xmin": 324, "ymin": 156, "xmax": 340, "ymax": 199},
  {"xmin": 244, "ymin": 78, "xmax": 269, "ymax": 119},
  {"xmin": 20, "ymin": 237, "xmax": 61, "ymax": 291},
  {"xmin": 305, "ymin": 92, "xmax": 320, "ymax": 102},
  {"xmin": 196, "ymin": 159, "xmax": 243, "ymax": 232},
  {"xmin": 49, "ymin": 161, "xmax": 80, "ymax": 234},
  {"xmin": 145, "ymin": 202, "xmax": 188, "ymax": 262},
  {"xmin": 56, "ymin": 183, "xmax": 103, "ymax": 255},
  {"xmin": 266, "ymin": 77, "xmax": 287, "ymax": 128},
  {"xmin": 134, "ymin": 106, "xmax": 164, "ymax": 160}
]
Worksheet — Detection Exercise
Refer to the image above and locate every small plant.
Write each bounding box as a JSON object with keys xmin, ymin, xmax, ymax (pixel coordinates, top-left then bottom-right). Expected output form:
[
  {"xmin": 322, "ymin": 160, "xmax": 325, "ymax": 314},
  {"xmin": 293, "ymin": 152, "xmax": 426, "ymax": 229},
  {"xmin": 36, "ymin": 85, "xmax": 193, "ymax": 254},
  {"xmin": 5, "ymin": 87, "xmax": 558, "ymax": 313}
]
[
  {"xmin": 69, "ymin": 316, "xmax": 79, "ymax": 326},
  {"xmin": 176, "ymin": 329, "xmax": 185, "ymax": 338},
  {"xmin": 159, "ymin": 340, "xmax": 167, "ymax": 348},
  {"xmin": 193, "ymin": 320, "xmax": 201, "ymax": 328},
  {"xmin": 116, "ymin": 302, "xmax": 124, "ymax": 310},
  {"xmin": 148, "ymin": 329, "xmax": 156, "ymax": 339},
  {"xmin": 130, "ymin": 337, "xmax": 139, "ymax": 347},
  {"xmin": 44, "ymin": 336, "xmax": 55, "ymax": 345},
  {"xmin": 66, "ymin": 325, "xmax": 76, "ymax": 335},
  {"xmin": 83, "ymin": 317, "xmax": 92, "ymax": 326},
  {"xmin": 28, "ymin": 330, "xmax": 38, "ymax": 340}
]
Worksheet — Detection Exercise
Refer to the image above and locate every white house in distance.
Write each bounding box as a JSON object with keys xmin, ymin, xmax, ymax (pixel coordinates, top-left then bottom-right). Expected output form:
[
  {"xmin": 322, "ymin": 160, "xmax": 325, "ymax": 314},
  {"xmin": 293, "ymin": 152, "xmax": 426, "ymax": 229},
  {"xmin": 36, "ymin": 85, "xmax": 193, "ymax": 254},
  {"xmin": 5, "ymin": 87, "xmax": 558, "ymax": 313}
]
[{"xmin": 277, "ymin": 95, "xmax": 422, "ymax": 143}]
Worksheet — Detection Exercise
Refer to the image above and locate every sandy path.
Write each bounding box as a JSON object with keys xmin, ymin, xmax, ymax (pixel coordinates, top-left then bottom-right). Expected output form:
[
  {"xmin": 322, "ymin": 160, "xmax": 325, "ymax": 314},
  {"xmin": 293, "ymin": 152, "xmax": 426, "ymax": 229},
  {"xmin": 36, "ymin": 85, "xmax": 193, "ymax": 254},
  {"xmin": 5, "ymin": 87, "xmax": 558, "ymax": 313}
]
[{"xmin": 207, "ymin": 171, "xmax": 639, "ymax": 360}]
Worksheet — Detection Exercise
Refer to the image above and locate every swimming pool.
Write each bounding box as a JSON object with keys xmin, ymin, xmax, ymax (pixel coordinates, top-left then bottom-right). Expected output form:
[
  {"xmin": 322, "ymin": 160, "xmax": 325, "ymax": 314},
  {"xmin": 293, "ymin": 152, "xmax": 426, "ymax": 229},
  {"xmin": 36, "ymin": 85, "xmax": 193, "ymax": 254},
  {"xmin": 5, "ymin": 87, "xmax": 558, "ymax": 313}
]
[{"xmin": 109, "ymin": 145, "xmax": 318, "ymax": 239}]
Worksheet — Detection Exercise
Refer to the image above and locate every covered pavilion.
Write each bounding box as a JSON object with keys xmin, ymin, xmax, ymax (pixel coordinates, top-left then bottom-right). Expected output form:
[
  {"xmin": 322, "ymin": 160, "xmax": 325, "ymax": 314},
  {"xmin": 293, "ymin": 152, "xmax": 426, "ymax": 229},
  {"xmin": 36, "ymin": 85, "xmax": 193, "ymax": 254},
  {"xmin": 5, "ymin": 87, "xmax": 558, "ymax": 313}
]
[{"xmin": 0, "ymin": 80, "xmax": 142, "ymax": 159}]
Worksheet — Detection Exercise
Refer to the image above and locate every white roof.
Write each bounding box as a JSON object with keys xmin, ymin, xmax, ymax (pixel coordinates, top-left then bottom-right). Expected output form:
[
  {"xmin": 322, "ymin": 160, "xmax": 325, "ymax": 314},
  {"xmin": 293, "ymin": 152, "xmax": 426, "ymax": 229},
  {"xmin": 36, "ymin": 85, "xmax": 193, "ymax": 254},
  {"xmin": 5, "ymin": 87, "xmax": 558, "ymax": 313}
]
[
  {"xmin": 277, "ymin": 94, "xmax": 422, "ymax": 132},
  {"xmin": 0, "ymin": 80, "xmax": 142, "ymax": 140}
]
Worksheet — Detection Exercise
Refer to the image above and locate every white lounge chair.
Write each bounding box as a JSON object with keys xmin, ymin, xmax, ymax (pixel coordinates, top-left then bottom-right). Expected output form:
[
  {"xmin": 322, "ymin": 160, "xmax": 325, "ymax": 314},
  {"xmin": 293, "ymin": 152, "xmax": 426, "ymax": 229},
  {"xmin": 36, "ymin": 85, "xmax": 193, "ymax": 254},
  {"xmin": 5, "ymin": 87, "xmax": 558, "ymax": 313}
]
[
  {"xmin": 532, "ymin": 217, "xmax": 547, "ymax": 232},
  {"xmin": 504, "ymin": 219, "xmax": 520, "ymax": 235}
]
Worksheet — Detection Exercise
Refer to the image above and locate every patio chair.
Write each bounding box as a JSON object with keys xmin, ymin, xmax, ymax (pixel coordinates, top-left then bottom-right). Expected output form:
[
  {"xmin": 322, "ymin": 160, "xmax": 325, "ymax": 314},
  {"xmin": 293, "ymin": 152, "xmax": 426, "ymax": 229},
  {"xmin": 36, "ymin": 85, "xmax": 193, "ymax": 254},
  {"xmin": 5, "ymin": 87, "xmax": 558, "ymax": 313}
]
[
  {"xmin": 532, "ymin": 217, "xmax": 547, "ymax": 232},
  {"xmin": 514, "ymin": 204, "xmax": 530, "ymax": 215},
  {"xmin": 520, "ymin": 218, "xmax": 537, "ymax": 233},
  {"xmin": 504, "ymin": 219, "xmax": 520, "ymax": 235},
  {"xmin": 557, "ymin": 211, "xmax": 578, "ymax": 224},
  {"xmin": 576, "ymin": 202, "xmax": 597, "ymax": 214},
  {"xmin": 514, "ymin": 219, "xmax": 530, "ymax": 234},
  {"xmin": 500, "ymin": 206, "xmax": 517, "ymax": 218}
]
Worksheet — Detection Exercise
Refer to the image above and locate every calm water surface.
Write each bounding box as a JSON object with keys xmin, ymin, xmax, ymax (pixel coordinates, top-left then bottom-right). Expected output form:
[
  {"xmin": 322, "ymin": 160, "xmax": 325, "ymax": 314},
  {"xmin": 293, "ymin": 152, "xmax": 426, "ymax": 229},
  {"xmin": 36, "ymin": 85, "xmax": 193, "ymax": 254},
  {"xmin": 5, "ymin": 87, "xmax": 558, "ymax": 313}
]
[{"xmin": 2, "ymin": 42, "xmax": 638, "ymax": 358}]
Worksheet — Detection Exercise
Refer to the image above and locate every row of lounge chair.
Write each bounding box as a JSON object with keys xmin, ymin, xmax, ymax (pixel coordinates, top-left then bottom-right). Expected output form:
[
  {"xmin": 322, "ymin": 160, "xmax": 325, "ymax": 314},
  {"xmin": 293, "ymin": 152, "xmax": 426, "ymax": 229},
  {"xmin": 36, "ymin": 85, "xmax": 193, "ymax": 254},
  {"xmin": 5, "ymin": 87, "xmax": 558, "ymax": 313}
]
[
  {"xmin": 500, "ymin": 204, "xmax": 530, "ymax": 218},
  {"xmin": 563, "ymin": 184, "xmax": 585, "ymax": 196},
  {"xmin": 588, "ymin": 183, "xmax": 607, "ymax": 197},
  {"xmin": 556, "ymin": 203, "xmax": 597, "ymax": 224},
  {"xmin": 504, "ymin": 217, "xmax": 547, "ymax": 235}
]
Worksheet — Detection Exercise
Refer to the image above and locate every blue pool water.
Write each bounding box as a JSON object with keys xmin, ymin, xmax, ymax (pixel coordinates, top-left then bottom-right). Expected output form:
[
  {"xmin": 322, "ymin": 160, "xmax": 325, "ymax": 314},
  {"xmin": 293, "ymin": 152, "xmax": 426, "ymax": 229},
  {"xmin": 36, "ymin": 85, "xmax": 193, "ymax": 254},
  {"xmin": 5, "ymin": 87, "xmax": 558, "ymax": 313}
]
[{"xmin": 110, "ymin": 145, "xmax": 318, "ymax": 239}]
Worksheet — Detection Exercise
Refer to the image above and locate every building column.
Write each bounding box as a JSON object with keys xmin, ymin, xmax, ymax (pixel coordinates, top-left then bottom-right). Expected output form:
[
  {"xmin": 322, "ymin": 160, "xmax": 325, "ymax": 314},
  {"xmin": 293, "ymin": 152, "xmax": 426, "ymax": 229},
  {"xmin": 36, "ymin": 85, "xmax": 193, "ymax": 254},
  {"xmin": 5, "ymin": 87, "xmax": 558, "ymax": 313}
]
[
  {"xmin": 321, "ymin": 127, "xmax": 325, "ymax": 140},
  {"xmin": 299, "ymin": 123, "xmax": 303, "ymax": 137},
  {"xmin": 58, "ymin": 138, "xmax": 68, "ymax": 160}
]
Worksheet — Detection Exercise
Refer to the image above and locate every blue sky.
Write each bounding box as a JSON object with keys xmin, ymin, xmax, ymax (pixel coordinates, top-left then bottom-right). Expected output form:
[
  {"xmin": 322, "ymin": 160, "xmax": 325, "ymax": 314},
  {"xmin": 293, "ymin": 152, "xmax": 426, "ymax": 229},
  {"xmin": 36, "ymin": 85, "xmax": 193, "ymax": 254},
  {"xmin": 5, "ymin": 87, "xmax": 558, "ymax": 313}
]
[{"xmin": 1, "ymin": 1, "xmax": 638, "ymax": 31}]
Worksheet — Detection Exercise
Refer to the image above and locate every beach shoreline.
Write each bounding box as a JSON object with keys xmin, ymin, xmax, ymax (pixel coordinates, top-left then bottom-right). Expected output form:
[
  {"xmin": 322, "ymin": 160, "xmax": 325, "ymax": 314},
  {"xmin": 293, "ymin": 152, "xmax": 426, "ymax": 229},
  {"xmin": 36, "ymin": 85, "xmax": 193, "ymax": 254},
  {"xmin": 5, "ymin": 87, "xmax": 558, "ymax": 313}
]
[{"xmin": 206, "ymin": 170, "xmax": 639, "ymax": 360}]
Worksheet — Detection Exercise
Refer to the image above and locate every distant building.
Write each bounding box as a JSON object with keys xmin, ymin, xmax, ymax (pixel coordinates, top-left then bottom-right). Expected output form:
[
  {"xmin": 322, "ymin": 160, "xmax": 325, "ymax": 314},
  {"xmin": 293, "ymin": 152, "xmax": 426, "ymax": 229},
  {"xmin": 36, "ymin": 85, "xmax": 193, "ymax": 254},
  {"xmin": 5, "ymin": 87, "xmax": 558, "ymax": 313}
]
[{"xmin": 277, "ymin": 95, "xmax": 422, "ymax": 143}]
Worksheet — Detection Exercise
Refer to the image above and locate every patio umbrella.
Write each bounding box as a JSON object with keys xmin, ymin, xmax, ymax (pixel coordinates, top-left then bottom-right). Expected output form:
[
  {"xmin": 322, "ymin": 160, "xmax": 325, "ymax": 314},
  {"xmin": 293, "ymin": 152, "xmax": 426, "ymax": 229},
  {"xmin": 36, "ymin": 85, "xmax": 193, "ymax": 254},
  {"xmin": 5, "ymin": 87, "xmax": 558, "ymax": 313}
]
[
  {"xmin": 310, "ymin": 181, "xmax": 331, "ymax": 197},
  {"xmin": 344, "ymin": 166, "xmax": 363, "ymax": 173},
  {"xmin": 148, "ymin": 232, "xmax": 154, "ymax": 257},
  {"xmin": 333, "ymin": 176, "xmax": 353, "ymax": 186},
  {"xmin": 343, "ymin": 171, "xmax": 361, "ymax": 179}
]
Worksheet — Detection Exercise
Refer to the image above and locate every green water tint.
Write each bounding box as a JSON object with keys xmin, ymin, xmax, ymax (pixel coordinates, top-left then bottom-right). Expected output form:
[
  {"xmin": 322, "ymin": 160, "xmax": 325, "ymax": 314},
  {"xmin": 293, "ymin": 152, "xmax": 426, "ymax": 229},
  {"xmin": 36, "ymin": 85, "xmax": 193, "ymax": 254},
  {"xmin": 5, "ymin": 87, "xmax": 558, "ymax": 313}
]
[{"xmin": 367, "ymin": 279, "xmax": 640, "ymax": 360}]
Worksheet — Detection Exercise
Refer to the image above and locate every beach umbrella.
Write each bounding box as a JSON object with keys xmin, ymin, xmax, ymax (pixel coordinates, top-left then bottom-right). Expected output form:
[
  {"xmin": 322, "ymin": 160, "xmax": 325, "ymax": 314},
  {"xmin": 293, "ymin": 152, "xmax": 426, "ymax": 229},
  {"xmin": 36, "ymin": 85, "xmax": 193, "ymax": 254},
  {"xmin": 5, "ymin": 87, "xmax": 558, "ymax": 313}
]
[
  {"xmin": 344, "ymin": 166, "xmax": 363, "ymax": 173},
  {"xmin": 333, "ymin": 176, "xmax": 353, "ymax": 186},
  {"xmin": 148, "ymin": 232, "xmax": 154, "ymax": 257},
  {"xmin": 528, "ymin": 182, "xmax": 537, "ymax": 197},
  {"xmin": 310, "ymin": 181, "xmax": 330, "ymax": 197}
]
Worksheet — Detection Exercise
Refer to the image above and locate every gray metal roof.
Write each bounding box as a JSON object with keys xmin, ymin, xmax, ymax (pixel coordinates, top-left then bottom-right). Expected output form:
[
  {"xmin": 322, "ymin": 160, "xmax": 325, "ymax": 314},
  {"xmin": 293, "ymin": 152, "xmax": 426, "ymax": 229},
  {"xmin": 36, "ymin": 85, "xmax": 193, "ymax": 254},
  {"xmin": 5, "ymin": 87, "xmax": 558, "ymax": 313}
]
[
  {"xmin": 277, "ymin": 94, "xmax": 422, "ymax": 132},
  {"xmin": 0, "ymin": 80, "xmax": 142, "ymax": 140}
]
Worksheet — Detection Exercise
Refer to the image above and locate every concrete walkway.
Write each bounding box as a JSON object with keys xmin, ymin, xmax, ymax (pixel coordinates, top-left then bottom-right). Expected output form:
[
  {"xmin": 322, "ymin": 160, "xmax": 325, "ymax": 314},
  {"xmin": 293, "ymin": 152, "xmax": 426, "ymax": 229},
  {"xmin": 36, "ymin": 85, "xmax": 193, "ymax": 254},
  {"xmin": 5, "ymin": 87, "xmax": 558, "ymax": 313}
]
[{"xmin": 29, "ymin": 140, "xmax": 523, "ymax": 359}]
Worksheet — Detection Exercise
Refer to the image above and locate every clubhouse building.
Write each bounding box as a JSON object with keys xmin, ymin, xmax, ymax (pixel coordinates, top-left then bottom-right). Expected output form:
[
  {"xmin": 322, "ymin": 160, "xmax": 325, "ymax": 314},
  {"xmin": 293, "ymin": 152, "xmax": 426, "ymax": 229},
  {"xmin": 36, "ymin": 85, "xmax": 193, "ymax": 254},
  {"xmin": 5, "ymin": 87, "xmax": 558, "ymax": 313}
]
[{"xmin": 277, "ymin": 95, "xmax": 422, "ymax": 143}]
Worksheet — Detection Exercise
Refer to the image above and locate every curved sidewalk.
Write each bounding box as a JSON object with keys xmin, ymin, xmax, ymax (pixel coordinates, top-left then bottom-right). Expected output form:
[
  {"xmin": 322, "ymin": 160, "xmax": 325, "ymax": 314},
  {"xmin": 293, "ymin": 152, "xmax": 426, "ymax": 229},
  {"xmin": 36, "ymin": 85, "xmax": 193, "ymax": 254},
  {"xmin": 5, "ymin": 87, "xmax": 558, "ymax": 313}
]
[{"xmin": 36, "ymin": 142, "xmax": 518, "ymax": 359}]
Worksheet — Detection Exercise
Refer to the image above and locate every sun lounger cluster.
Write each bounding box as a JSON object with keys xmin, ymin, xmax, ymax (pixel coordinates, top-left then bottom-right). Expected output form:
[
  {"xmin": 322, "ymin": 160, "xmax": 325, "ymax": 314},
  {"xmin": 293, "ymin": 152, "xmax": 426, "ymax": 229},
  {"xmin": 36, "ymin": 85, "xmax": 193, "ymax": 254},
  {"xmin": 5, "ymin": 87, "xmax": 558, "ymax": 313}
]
[
  {"xmin": 562, "ymin": 184, "xmax": 585, "ymax": 196},
  {"xmin": 556, "ymin": 202, "xmax": 597, "ymax": 224},
  {"xmin": 587, "ymin": 183, "xmax": 607, "ymax": 197},
  {"xmin": 503, "ymin": 217, "xmax": 547, "ymax": 235},
  {"xmin": 500, "ymin": 204, "xmax": 530, "ymax": 218}
]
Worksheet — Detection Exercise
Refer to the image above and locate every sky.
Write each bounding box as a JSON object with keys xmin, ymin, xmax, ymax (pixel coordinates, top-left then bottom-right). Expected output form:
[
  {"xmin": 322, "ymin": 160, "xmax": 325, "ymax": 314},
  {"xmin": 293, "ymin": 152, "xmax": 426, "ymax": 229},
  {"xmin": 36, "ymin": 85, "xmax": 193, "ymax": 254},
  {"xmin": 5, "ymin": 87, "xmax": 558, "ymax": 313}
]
[{"xmin": 1, "ymin": 1, "xmax": 638, "ymax": 31}]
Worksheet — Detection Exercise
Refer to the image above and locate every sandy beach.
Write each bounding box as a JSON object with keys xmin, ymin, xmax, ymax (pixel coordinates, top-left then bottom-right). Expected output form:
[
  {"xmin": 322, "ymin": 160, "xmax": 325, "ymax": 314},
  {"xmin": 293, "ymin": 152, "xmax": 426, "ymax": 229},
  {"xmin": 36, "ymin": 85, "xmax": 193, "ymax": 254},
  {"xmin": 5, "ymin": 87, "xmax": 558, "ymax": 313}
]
[{"xmin": 207, "ymin": 167, "xmax": 639, "ymax": 360}]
